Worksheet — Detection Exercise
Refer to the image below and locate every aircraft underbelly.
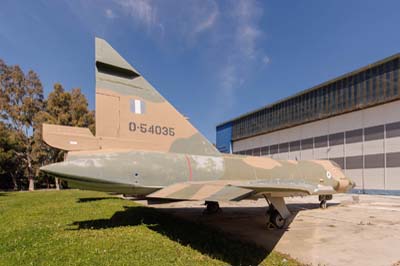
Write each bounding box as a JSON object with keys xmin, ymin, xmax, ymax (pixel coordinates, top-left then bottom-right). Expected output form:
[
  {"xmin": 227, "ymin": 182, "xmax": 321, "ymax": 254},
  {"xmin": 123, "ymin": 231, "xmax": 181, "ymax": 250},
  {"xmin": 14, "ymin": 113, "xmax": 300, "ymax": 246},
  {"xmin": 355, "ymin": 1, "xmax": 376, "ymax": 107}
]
[{"xmin": 61, "ymin": 177, "xmax": 159, "ymax": 195}]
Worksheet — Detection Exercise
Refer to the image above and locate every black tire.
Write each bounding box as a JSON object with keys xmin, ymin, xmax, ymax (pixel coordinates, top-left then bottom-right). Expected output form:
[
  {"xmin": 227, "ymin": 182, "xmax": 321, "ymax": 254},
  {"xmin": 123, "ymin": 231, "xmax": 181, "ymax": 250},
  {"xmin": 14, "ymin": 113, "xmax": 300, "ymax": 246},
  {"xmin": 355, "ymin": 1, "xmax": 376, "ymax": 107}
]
[
  {"xmin": 270, "ymin": 211, "xmax": 286, "ymax": 229},
  {"xmin": 265, "ymin": 210, "xmax": 271, "ymax": 224},
  {"xmin": 320, "ymin": 200, "xmax": 327, "ymax": 209},
  {"xmin": 206, "ymin": 202, "xmax": 220, "ymax": 213}
]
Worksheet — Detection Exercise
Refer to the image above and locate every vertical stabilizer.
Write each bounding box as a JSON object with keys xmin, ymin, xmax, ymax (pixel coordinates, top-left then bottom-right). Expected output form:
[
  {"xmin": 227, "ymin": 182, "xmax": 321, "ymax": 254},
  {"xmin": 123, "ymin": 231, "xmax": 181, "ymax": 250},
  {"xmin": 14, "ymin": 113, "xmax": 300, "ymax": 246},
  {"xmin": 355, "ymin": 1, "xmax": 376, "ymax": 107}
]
[{"xmin": 95, "ymin": 37, "xmax": 219, "ymax": 156}]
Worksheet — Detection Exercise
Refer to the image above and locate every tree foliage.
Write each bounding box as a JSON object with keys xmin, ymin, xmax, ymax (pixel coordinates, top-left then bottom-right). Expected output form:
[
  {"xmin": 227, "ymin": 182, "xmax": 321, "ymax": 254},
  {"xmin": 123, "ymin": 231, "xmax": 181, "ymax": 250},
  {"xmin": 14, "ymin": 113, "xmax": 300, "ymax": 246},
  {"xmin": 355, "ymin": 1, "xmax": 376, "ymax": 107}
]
[
  {"xmin": 0, "ymin": 122, "xmax": 25, "ymax": 189},
  {"xmin": 0, "ymin": 59, "xmax": 94, "ymax": 190}
]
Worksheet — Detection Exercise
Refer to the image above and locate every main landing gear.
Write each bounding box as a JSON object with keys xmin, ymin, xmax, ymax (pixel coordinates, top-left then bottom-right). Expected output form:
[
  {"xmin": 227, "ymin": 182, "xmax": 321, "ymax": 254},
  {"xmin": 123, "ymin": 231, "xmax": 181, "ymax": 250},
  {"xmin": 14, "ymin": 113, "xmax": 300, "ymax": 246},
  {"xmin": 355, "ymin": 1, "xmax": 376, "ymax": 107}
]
[
  {"xmin": 264, "ymin": 195, "xmax": 291, "ymax": 229},
  {"xmin": 319, "ymin": 194, "xmax": 332, "ymax": 209},
  {"xmin": 204, "ymin": 201, "xmax": 221, "ymax": 214}
]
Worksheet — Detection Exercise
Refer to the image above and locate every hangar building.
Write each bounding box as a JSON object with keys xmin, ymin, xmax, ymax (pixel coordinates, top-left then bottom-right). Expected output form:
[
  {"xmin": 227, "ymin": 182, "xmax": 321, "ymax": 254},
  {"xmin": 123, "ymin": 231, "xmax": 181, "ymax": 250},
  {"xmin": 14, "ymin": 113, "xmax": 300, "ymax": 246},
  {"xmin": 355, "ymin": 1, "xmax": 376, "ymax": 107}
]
[{"xmin": 216, "ymin": 54, "xmax": 400, "ymax": 194}]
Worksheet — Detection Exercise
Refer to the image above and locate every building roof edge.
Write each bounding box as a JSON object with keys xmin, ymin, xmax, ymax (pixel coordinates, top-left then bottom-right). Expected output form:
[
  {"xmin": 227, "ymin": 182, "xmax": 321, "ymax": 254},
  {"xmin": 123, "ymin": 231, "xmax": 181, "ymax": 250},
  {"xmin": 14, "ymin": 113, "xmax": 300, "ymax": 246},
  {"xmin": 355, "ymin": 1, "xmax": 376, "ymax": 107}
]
[{"xmin": 217, "ymin": 52, "xmax": 400, "ymax": 127}]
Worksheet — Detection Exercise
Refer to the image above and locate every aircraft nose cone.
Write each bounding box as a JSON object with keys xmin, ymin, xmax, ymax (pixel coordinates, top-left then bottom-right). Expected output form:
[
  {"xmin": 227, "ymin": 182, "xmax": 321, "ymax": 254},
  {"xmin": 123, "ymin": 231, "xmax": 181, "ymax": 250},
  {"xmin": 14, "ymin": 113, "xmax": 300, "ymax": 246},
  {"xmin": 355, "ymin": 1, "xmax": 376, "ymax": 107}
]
[{"xmin": 335, "ymin": 178, "xmax": 354, "ymax": 193}]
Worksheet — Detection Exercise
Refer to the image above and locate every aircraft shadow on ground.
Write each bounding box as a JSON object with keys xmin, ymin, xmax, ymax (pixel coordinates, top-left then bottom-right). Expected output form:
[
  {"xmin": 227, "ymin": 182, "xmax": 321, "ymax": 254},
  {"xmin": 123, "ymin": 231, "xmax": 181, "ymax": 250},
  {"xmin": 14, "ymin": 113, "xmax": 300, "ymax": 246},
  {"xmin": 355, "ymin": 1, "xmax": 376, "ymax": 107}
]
[
  {"xmin": 68, "ymin": 200, "xmax": 334, "ymax": 266},
  {"xmin": 77, "ymin": 197, "xmax": 122, "ymax": 203}
]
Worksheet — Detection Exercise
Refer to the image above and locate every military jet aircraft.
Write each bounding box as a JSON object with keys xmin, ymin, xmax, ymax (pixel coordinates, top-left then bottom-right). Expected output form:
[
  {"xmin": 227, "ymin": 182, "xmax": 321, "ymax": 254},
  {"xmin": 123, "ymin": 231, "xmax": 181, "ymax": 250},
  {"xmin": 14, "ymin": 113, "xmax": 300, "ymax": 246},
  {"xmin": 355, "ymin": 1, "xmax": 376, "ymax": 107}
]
[{"xmin": 40, "ymin": 38, "xmax": 355, "ymax": 229}]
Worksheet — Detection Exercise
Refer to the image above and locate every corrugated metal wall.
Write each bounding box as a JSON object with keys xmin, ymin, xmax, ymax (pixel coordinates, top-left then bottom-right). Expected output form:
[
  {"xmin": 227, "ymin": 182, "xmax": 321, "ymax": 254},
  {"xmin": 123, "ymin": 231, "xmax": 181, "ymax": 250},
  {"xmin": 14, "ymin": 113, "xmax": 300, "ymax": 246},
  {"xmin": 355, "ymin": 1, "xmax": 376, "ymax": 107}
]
[{"xmin": 232, "ymin": 100, "xmax": 400, "ymax": 194}]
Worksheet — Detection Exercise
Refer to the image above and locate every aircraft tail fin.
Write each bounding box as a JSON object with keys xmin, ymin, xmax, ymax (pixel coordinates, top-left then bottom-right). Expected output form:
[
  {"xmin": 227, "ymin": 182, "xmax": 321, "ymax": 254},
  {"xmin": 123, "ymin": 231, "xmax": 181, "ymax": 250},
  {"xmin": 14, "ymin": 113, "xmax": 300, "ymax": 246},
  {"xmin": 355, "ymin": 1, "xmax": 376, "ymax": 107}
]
[{"xmin": 95, "ymin": 38, "xmax": 219, "ymax": 156}]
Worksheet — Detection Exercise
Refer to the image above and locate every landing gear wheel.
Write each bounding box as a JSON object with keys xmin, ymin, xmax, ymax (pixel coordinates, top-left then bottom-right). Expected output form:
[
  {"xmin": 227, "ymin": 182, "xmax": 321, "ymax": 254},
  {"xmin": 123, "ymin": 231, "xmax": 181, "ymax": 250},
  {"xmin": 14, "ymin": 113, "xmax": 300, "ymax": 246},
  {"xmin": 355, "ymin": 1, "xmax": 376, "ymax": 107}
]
[
  {"xmin": 204, "ymin": 201, "xmax": 220, "ymax": 214},
  {"xmin": 270, "ymin": 210, "xmax": 286, "ymax": 229},
  {"xmin": 263, "ymin": 195, "xmax": 290, "ymax": 229},
  {"xmin": 265, "ymin": 207, "xmax": 286, "ymax": 229},
  {"xmin": 320, "ymin": 199, "xmax": 327, "ymax": 209}
]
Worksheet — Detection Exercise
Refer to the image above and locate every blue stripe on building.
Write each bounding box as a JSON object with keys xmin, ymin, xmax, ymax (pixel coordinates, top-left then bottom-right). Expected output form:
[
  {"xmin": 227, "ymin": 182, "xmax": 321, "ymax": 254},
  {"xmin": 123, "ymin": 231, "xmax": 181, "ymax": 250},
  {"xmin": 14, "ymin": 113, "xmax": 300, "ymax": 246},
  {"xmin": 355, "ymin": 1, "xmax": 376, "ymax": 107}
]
[{"xmin": 216, "ymin": 122, "xmax": 232, "ymax": 153}]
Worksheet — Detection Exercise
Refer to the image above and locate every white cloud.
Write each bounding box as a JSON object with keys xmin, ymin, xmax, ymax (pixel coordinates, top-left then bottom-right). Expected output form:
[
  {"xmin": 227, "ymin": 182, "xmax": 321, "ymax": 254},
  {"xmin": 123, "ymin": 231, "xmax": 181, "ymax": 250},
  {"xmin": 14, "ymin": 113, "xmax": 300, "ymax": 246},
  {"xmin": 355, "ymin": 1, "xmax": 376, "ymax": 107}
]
[
  {"xmin": 114, "ymin": 0, "xmax": 157, "ymax": 28},
  {"xmin": 105, "ymin": 8, "xmax": 116, "ymax": 19},
  {"xmin": 218, "ymin": 65, "xmax": 237, "ymax": 110},
  {"xmin": 237, "ymin": 25, "xmax": 261, "ymax": 59},
  {"xmin": 76, "ymin": 0, "xmax": 267, "ymax": 114},
  {"xmin": 234, "ymin": 0, "xmax": 264, "ymax": 60},
  {"xmin": 218, "ymin": 0, "xmax": 266, "ymax": 109},
  {"xmin": 193, "ymin": 3, "xmax": 219, "ymax": 34},
  {"xmin": 220, "ymin": 65, "xmax": 236, "ymax": 94},
  {"xmin": 262, "ymin": 55, "xmax": 270, "ymax": 64},
  {"xmin": 112, "ymin": 0, "xmax": 219, "ymax": 39}
]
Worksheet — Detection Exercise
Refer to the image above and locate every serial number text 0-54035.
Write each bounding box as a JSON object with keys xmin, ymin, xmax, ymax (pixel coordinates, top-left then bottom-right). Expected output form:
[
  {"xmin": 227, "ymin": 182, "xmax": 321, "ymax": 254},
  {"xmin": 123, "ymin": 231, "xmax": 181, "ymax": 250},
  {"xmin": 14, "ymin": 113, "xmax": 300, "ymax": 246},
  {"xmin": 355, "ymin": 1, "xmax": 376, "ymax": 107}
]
[{"xmin": 128, "ymin": 122, "xmax": 175, "ymax": 136}]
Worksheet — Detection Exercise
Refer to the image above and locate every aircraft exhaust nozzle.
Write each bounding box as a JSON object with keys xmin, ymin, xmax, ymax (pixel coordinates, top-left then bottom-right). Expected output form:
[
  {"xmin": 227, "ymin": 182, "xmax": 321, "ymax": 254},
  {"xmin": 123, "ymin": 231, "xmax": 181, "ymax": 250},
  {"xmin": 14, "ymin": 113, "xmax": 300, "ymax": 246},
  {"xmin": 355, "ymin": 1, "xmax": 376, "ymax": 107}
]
[{"xmin": 40, "ymin": 160, "xmax": 99, "ymax": 181}]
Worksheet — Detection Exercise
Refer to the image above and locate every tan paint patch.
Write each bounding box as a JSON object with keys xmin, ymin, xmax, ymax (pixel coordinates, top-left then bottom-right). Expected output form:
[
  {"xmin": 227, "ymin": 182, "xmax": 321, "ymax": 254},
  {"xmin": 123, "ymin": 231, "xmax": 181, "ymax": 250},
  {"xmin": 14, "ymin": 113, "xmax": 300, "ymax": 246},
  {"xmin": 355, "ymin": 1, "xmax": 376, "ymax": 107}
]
[
  {"xmin": 96, "ymin": 92, "xmax": 119, "ymax": 138},
  {"xmin": 243, "ymin": 156, "xmax": 282, "ymax": 170},
  {"xmin": 96, "ymin": 88, "xmax": 124, "ymax": 98},
  {"xmin": 145, "ymin": 183, "xmax": 190, "ymax": 198},
  {"xmin": 190, "ymin": 184, "xmax": 225, "ymax": 200},
  {"xmin": 96, "ymin": 87, "xmax": 196, "ymax": 138},
  {"xmin": 95, "ymin": 87, "xmax": 217, "ymax": 155},
  {"xmin": 336, "ymin": 178, "xmax": 351, "ymax": 192}
]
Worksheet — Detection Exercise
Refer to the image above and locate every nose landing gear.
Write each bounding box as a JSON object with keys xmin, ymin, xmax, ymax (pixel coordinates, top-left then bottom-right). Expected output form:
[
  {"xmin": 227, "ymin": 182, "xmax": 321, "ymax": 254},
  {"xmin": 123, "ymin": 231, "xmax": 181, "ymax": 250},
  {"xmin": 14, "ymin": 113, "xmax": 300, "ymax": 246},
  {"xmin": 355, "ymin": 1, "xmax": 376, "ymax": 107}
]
[
  {"xmin": 319, "ymin": 194, "xmax": 332, "ymax": 209},
  {"xmin": 320, "ymin": 200, "xmax": 327, "ymax": 209}
]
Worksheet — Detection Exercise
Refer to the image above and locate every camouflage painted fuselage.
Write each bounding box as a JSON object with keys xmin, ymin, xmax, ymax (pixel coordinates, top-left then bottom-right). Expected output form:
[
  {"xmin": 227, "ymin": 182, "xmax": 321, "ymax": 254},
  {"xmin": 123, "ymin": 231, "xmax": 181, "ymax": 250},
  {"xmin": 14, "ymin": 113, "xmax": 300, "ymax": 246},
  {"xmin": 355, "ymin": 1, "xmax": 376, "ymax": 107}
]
[{"xmin": 41, "ymin": 149, "xmax": 353, "ymax": 200}]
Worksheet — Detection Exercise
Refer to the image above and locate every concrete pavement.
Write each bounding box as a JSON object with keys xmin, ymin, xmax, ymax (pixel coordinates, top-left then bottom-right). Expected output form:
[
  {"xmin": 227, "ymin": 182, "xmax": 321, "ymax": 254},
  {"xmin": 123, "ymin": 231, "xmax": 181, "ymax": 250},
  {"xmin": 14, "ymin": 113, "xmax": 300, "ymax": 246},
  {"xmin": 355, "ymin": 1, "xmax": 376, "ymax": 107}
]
[{"xmin": 136, "ymin": 194, "xmax": 400, "ymax": 266}]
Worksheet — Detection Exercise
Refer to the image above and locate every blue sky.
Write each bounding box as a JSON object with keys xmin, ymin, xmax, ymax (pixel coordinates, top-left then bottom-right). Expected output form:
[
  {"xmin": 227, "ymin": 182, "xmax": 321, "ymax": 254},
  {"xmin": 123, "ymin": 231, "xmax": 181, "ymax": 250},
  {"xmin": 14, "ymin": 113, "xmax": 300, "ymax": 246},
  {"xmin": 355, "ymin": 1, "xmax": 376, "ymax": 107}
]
[{"xmin": 1, "ymin": 0, "xmax": 400, "ymax": 142}]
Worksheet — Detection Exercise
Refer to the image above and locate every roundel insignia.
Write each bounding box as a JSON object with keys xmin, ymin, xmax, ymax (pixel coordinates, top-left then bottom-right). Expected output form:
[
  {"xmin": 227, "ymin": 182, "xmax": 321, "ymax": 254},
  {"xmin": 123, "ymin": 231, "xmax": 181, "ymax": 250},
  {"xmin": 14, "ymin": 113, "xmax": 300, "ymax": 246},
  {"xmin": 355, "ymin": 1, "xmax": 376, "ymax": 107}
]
[{"xmin": 326, "ymin": 171, "xmax": 332, "ymax": 179}]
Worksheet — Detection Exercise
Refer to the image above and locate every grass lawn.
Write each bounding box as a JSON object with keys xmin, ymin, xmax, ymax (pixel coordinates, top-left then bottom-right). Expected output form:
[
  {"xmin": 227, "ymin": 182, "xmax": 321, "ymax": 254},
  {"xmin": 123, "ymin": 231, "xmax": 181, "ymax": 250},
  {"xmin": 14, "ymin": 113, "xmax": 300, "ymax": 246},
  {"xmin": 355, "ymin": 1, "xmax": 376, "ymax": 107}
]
[{"xmin": 0, "ymin": 190, "xmax": 302, "ymax": 266}]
